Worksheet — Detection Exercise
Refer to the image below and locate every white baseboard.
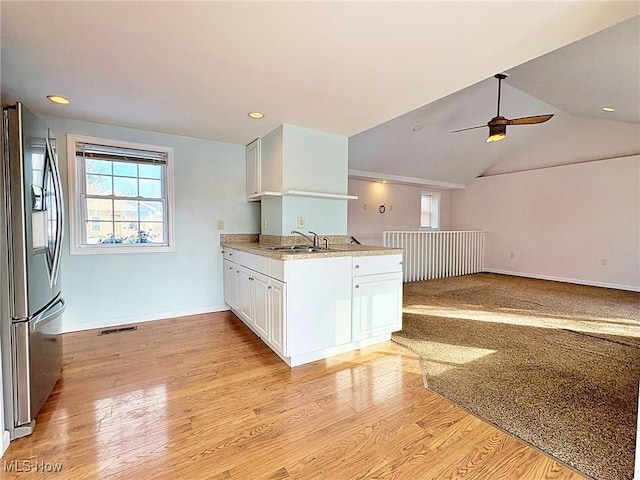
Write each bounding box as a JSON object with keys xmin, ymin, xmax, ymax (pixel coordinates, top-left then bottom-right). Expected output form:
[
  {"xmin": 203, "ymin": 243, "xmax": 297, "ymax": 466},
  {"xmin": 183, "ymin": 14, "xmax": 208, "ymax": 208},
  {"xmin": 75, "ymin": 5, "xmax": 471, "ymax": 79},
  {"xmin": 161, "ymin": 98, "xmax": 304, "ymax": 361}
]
[
  {"xmin": 61, "ymin": 304, "xmax": 230, "ymax": 333},
  {"xmin": 287, "ymin": 334, "xmax": 392, "ymax": 367},
  {"xmin": 483, "ymin": 269, "xmax": 640, "ymax": 292},
  {"xmin": 1, "ymin": 430, "xmax": 10, "ymax": 457}
]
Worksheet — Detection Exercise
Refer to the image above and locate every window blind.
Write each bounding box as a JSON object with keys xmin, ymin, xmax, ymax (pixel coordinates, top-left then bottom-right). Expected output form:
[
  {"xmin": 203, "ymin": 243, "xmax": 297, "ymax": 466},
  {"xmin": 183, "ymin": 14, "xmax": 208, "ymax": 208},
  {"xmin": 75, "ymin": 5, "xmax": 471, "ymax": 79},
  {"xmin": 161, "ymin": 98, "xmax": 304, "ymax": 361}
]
[{"xmin": 75, "ymin": 142, "xmax": 167, "ymax": 164}]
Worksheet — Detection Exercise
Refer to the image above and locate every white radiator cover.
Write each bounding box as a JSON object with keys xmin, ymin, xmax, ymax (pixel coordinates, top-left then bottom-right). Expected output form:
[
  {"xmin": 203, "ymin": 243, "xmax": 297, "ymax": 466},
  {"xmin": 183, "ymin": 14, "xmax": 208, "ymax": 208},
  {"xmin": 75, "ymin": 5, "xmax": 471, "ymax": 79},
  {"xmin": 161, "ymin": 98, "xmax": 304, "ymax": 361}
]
[{"xmin": 383, "ymin": 231, "xmax": 485, "ymax": 282}]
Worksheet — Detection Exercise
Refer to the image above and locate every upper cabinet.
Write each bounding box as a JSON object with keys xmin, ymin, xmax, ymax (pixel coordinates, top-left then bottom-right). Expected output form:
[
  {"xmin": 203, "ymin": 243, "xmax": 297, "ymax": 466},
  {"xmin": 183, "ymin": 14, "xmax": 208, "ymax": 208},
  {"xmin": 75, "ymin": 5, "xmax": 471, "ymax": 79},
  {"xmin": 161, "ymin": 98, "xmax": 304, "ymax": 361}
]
[
  {"xmin": 246, "ymin": 138, "xmax": 261, "ymax": 201},
  {"xmin": 246, "ymin": 124, "xmax": 356, "ymax": 201}
]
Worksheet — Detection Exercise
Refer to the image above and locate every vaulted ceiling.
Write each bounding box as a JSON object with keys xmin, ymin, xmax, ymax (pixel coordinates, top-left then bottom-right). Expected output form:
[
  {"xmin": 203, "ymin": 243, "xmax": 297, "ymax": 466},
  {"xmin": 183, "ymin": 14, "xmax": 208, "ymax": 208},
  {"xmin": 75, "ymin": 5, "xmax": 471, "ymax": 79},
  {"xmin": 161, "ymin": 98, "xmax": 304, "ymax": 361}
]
[
  {"xmin": 2, "ymin": 2, "xmax": 639, "ymax": 186},
  {"xmin": 349, "ymin": 15, "xmax": 640, "ymax": 185}
]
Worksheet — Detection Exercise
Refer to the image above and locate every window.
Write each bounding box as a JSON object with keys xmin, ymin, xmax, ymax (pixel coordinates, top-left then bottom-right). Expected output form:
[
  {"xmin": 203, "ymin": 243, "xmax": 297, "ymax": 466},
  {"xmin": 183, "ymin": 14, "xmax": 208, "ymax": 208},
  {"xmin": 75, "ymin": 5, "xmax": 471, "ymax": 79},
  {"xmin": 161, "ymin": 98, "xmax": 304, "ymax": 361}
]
[
  {"xmin": 420, "ymin": 192, "xmax": 440, "ymax": 229},
  {"xmin": 67, "ymin": 134, "xmax": 174, "ymax": 254}
]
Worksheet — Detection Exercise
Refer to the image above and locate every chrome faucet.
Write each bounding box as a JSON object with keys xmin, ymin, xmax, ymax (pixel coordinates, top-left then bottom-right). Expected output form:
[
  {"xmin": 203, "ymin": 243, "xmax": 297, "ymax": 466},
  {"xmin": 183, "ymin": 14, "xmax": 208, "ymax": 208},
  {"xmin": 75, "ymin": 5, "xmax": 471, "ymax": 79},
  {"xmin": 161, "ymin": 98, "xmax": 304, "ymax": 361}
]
[
  {"xmin": 291, "ymin": 230, "xmax": 318, "ymax": 247},
  {"xmin": 308, "ymin": 231, "xmax": 319, "ymax": 248}
]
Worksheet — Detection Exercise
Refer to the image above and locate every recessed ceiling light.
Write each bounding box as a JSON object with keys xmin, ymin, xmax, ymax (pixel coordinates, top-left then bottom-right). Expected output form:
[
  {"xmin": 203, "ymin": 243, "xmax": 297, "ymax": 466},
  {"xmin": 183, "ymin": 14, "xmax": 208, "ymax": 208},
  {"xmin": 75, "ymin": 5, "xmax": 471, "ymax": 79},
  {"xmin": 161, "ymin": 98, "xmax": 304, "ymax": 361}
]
[
  {"xmin": 248, "ymin": 112, "xmax": 264, "ymax": 119},
  {"xmin": 47, "ymin": 95, "xmax": 71, "ymax": 105},
  {"xmin": 602, "ymin": 106, "xmax": 615, "ymax": 112}
]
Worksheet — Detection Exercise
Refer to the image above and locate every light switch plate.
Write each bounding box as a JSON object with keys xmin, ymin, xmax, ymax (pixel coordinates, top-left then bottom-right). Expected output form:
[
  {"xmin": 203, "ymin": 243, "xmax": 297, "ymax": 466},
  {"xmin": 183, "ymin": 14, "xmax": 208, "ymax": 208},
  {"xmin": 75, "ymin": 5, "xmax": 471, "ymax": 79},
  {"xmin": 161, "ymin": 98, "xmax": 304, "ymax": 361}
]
[{"xmin": 217, "ymin": 220, "xmax": 224, "ymax": 230}]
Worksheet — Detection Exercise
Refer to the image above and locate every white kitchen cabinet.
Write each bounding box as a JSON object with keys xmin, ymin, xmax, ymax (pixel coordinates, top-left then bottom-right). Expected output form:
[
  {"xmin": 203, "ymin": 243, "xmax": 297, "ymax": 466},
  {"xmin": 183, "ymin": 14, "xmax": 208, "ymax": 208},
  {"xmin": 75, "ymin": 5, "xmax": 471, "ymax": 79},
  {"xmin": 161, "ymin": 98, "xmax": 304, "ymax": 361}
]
[
  {"xmin": 268, "ymin": 279, "xmax": 286, "ymax": 356},
  {"xmin": 223, "ymin": 259, "xmax": 235, "ymax": 306},
  {"xmin": 252, "ymin": 271, "xmax": 270, "ymax": 339},
  {"xmin": 222, "ymin": 249, "xmax": 286, "ymax": 351},
  {"xmin": 222, "ymin": 247, "xmax": 402, "ymax": 367},
  {"xmin": 238, "ymin": 266, "xmax": 254, "ymax": 325},
  {"xmin": 352, "ymin": 255, "xmax": 403, "ymax": 341},
  {"xmin": 352, "ymin": 272, "xmax": 403, "ymax": 340},
  {"xmin": 246, "ymin": 138, "xmax": 261, "ymax": 201}
]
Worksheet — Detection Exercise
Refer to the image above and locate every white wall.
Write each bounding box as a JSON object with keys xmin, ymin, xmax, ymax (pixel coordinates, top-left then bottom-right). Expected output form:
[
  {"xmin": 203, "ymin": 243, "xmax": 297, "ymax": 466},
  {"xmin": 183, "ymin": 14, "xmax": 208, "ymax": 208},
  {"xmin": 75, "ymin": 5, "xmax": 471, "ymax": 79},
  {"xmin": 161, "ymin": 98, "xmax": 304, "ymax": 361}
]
[
  {"xmin": 42, "ymin": 115, "xmax": 260, "ymax": 332},
  {"xmin": 450, "ymin": 155, "xmax": 640, "ymax": 291},
  {"xmin": 347, "ymin": 179, "xmax": 451, "ymax": 245}
]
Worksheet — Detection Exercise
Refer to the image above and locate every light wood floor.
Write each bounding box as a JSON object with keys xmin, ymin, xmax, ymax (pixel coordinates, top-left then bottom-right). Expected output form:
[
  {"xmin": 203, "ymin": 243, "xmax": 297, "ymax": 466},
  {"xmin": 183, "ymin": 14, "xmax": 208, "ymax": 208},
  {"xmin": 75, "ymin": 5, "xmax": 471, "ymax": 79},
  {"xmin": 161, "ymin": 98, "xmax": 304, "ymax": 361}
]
[{"xmin": 2, "ymin": 312, "xmax": 586, "ymax": 479}]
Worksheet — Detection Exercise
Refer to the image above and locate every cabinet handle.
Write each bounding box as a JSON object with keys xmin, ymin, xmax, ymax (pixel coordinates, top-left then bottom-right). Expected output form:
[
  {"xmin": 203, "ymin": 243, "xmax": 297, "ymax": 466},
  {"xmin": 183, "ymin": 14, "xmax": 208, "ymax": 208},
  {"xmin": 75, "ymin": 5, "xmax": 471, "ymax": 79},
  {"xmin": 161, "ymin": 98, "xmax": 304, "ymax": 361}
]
[
  {"xmin": 355, "ymin": 265, "xmax": 360, "ymax": 269},
  {"xmin": 355, "ymin": 284, "xmax": 360, "ymax": 289},
  {"xmin": 228, "ymin": 267, "xmax": 232, "ymax": 270},
  {"xmin": 399, "ymin": 261, "xmax": 403, "ymax": 265},
  {"xmin": 249, "ymin": 277, "xmax": 254, "ymax": 281},
  {"xmin": 267, "ymin": 286, "xmax": 272, "ymax": 290}
]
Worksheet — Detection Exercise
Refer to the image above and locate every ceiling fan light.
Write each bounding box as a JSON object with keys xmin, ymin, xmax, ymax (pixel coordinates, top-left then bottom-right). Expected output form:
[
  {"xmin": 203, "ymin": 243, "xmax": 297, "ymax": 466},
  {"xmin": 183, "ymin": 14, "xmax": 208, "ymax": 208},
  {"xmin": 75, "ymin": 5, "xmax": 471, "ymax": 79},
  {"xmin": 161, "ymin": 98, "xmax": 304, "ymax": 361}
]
[
  {"xmin": 486, "ymin": 124, "xmax": 506, "ymax": 143},
  {"xmin": 47, "ymin": 95, "xmax": 71, "ymax": 105},
  {"xmin": 486, "ymin": 133, "xmax": 506, "ymax": 143}
]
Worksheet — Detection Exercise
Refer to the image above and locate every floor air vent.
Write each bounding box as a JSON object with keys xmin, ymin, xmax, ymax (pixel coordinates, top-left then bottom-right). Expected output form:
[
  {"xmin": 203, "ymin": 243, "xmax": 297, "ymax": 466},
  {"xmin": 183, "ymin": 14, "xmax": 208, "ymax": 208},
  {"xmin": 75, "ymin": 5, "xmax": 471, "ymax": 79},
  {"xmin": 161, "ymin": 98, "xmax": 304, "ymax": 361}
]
[{"xmin": 98, "ymin": 326, "xmax": 138, "ymax": 336}]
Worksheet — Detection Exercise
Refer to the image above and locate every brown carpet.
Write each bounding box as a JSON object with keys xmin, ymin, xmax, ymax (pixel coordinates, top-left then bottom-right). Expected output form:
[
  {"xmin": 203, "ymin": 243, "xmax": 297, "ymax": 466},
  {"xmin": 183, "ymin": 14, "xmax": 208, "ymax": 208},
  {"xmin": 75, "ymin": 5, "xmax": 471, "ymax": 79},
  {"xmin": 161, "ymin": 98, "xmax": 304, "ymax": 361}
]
[{"xmin": 392, "ymin": 273, "xmax": 640, "ymax": 480}]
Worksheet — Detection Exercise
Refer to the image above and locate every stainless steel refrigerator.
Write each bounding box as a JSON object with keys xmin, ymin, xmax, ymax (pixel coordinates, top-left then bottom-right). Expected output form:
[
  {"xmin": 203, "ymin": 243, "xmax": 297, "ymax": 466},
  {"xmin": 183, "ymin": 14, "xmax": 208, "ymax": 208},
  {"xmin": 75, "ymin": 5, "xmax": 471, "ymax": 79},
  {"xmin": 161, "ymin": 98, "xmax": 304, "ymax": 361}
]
[{"xmin": 1, "ymin": 102, "xmax": 65, "ymax": 439}]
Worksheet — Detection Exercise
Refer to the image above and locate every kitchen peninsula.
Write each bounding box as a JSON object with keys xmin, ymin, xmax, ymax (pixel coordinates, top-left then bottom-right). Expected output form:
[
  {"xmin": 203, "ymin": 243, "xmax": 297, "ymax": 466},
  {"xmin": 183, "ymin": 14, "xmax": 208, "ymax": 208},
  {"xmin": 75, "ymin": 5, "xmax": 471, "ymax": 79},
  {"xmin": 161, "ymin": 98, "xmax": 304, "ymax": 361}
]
[{"xmin": 221, "ymin": 235, "xmax": 403, "ymax": 367}]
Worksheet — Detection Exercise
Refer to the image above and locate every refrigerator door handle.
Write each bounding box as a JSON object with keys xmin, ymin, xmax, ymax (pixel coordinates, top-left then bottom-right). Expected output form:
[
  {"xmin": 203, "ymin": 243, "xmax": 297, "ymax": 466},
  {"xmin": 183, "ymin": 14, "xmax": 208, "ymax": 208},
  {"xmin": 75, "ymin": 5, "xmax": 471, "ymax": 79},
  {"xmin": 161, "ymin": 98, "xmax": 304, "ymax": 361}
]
[
  {"xmin": 47, "ymin": 137, "xmax": 64, "ymax": 288},
  {"xmin": 31, "ymin": 297, "xmax": 65, "ymax": 331}
]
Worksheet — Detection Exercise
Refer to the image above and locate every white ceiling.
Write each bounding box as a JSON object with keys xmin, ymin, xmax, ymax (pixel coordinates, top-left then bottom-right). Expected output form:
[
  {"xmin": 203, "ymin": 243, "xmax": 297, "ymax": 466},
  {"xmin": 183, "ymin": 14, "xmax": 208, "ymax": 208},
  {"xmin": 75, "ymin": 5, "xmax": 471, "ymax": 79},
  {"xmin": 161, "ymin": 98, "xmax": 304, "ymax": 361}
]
[{"xmin": 1, "ymin": 2, "xmax": 639, "ymax": 186}]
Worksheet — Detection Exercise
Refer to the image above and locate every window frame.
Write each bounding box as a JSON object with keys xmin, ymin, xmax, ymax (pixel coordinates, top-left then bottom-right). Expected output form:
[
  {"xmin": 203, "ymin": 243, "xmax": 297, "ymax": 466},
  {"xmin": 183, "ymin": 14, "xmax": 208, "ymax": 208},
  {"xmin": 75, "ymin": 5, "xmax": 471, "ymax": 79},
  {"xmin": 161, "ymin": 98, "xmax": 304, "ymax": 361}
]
[
  {"xmin": 67, "ymin": 134, "xmax": 175, "ymax": 255},
  {"xmin": 420, "ymin": 191, "xmax": 440, "ymax": 229}
]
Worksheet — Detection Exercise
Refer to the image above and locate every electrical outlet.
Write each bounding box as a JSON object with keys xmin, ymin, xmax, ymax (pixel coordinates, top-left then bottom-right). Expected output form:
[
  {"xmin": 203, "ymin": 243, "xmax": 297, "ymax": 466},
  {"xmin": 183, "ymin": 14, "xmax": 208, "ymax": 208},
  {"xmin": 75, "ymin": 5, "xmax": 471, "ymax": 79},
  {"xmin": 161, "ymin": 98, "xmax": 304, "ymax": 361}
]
[
  {"xmin": 297, "ymin": 216, "xmax": 305, "ymax": 228},
  {"xmin": 262, "ymin": 219, "xmax": 267, "ymax": 231},
  {"xmin": 601, "ymin": 258, "xmax": 607, "ymax": 266},
  {"xmin": 216, "ymin": 220, "xmax": 224, "ymax": 230},
  {"xmin": 363, "ymin": 203, "xmax": 367, "ymax": 210},
  {"xmin": 510, "ymin": 252, "xmax": 515, "ymax": 258}
]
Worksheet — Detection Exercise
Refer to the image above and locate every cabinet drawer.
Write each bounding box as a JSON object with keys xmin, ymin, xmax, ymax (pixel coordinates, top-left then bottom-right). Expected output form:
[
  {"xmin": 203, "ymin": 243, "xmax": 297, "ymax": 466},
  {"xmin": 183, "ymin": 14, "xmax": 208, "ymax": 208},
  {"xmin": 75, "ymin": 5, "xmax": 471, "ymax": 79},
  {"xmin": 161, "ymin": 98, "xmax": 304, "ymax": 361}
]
[
  {"xmin": 234, "ymin": 250, "xmax": 270, "ymax": 275},
  {"xmin": 352, "ymin": 254, "xmax": 403, "ymax": 276},
  {"xmin": 223, "ymin": 248, "xmax": 237, "ymax": 261}
]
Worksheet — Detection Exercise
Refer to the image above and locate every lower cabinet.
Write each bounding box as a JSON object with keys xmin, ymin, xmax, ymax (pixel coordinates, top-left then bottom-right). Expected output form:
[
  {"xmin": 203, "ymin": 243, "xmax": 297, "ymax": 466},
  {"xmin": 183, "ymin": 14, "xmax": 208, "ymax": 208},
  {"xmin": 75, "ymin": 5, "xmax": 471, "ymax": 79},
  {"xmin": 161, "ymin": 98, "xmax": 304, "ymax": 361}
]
[
  {"xmin": 222, "ymin": 259, "xmax": 235, "ymax": 307},
  {"xmin": 268, "ymin": 279, "xmax": 286, "ymax": 355},
  {"xmin": 238, "ymin": 266, "xmax": 254, "ymax": 325},
  {"xmin": 351, "ymin": 254, "xmax": 403, "ymax": 341},
  {"xmin": 251, "ymin": 271, "xmax": 270, "ymax": 339},
  {"xmin": 223, "ymin": 254, "xmax": 286, "ymax": 357},
  {"xmin": 222, "ymin": 248, "xmax": 403, "ymax": 367},
  {"xmin": 352, "ymin": 272, "xmax": 403, "ymax": 340}
]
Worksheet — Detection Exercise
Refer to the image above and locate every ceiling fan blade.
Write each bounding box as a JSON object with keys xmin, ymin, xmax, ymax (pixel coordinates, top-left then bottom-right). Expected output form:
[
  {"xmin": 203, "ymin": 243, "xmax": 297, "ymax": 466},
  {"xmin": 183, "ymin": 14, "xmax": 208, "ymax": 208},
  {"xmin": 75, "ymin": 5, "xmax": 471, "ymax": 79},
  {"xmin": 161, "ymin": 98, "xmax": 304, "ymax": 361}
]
[
  {"xmin": 506, "ymin": 114, "xmax": 554, "ymax": 125},
  {"xmin": 451, "ymin": 125, "xmax": 486, "ymax": 133}
]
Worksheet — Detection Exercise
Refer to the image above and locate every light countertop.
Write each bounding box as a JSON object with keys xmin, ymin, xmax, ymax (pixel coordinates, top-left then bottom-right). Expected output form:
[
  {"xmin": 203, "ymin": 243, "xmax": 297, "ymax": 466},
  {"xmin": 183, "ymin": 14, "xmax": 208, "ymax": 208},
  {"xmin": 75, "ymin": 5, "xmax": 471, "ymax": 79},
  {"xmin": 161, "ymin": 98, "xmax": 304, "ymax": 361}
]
[{"xmin": 220, "ymin": 241, "xmax": 402, "ymax": 260}]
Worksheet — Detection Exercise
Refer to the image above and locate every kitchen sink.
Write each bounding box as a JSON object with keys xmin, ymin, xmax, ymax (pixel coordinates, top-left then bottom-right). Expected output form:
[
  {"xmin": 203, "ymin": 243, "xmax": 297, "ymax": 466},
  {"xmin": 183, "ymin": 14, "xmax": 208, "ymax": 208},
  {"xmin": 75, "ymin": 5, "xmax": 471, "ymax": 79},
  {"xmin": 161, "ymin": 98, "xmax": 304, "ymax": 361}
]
[{"xmin": 263, "ymin": 245, "xmax": 326, "ymax": 253}]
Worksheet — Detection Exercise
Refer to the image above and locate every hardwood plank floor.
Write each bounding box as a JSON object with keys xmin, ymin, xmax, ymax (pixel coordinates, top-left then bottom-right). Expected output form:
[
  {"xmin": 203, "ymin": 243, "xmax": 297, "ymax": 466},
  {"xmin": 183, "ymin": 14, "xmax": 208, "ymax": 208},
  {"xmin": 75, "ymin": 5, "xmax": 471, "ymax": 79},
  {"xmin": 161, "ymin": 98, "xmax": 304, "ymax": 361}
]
[{"xmin": 1, "ymin": 312, "xmax": 586, "ymax": 479}]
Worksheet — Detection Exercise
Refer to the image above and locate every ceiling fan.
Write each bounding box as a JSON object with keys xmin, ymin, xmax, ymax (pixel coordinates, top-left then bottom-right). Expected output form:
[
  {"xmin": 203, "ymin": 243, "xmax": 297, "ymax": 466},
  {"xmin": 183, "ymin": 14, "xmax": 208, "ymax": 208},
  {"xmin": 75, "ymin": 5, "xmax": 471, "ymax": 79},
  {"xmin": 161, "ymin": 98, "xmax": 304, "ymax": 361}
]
[{"xmin": 451, "ymin": 73, "xmax": 554, "ymax": 143}]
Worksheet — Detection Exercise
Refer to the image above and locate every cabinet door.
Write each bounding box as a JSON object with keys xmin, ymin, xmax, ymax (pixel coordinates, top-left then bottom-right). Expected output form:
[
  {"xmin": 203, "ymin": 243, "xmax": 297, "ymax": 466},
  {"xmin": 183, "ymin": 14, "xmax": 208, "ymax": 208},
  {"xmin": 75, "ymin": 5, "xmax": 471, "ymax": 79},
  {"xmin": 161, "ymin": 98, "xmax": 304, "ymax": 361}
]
[
  {"xmin": 238, "ymin": 266, "xmax": 254, "ymax": 325},
  {"xmin": 269, "ymin": 279, "xmax": 286, "ymax": 356},
  {"xmin": 223, "ymin": 259, "xmax": 234, "ymax": 306},
  {"xmin": 231, "ymin": 265, "xmax": 241, "ymax": 311},
  {"xmin": 352, "ymin": 272, "xmax": 403, "ymax": 341},
  {"xmin": 246, "ymin": 138, "xmax": 261, "ymax": 200},
  {"xmin": 252, "ymin": 272, "xmax": 269, "ymax": 339}
]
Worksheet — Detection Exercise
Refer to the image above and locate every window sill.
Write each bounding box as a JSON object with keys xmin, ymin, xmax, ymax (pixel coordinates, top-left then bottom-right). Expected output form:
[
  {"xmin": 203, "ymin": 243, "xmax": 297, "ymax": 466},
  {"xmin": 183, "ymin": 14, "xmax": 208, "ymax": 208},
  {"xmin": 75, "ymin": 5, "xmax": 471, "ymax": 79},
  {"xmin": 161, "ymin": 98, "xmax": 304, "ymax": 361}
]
[{"xmin": 70, "ymin": 244, "xmax": 175, "ymax": 255}]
